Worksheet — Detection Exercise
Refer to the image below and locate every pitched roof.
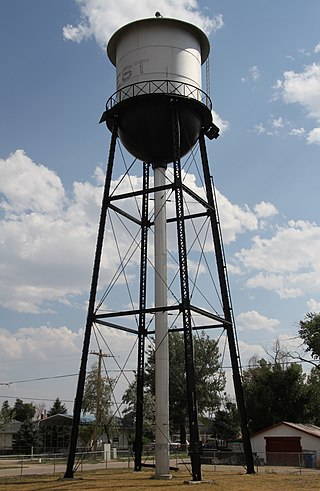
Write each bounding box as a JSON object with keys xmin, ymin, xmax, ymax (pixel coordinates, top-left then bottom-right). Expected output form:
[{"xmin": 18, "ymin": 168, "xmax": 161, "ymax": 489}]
[
  {"xmin": 282, "ymin": 422, "xmax": 320, "ymax": 439},
  {"xmin": 0, "ymin": 419, "xmax": 22, "ymax": 434},
  {"xmin": 252, "ymin": 421, "xmax": 320, "ymax": 439},
  {"xmin": 38, "ymin": 413, "xmax": 95, "ymax": 427}
]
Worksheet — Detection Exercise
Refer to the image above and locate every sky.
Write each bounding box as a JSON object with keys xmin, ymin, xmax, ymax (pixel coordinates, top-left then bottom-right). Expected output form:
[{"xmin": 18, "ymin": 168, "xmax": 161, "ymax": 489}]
[{"xmin": 1, "ymin": 0, "xmax": 320, "ymax": 415}]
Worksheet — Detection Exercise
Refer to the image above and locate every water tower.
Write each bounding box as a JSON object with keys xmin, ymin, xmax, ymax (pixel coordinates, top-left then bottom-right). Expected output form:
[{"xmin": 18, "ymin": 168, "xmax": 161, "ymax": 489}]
[{"xmin": 64, "ymin": 15, "xmax": 254, "ymax": 482}]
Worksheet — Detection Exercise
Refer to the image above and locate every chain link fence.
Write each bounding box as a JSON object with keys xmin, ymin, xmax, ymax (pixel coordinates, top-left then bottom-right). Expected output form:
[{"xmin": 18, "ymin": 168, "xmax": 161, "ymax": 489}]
[{"xmin": 1, "ymin": 447, "xmax": 319, "ymax": 477}]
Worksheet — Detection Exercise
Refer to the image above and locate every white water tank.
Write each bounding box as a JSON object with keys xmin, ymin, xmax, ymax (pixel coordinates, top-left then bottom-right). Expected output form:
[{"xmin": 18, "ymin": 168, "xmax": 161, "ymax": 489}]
[
  {"xmin": 108, "ymin": 17, "xmax": 209, "ymax": 96},
  {"xmin": 101, "ymin": 17, "xmax": 216, "ymax": 163}
]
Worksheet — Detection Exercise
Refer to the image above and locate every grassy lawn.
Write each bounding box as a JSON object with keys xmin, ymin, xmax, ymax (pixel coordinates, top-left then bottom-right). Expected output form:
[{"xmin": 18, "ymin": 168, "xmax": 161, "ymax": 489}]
[{"xmin": 0, "ymin": 468, "xmax": 319, "ymax": 491}]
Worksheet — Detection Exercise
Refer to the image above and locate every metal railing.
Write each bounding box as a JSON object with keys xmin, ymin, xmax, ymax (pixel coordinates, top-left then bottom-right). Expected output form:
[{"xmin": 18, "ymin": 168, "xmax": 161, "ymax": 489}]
[{"xmin": 106, "ymin": 80, "xmax": 212, "ymax": 111}]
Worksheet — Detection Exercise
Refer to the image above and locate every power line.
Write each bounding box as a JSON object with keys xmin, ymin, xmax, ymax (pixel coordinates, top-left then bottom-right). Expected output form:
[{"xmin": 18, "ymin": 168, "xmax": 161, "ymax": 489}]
[
  {"xmin": 0, "ymin": 369, "xmax": 136, "ymax": 387},
  {"xmin": 0, "ymin": 394, "xmax": 74, "ymax": 403},
  {"xmin": 0, "ymin": 394, "xmax": 125, "ymax": 405},
  {"xmin": 0, "ymin": 373, "xmax": 78, "ymax": 386}
]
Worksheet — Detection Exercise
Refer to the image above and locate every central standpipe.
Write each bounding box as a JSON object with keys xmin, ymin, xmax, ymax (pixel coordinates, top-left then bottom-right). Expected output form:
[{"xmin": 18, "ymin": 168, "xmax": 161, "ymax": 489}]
[{"xmin": 153, "ymin": 164, "xmax": 171, "ymax": 479}]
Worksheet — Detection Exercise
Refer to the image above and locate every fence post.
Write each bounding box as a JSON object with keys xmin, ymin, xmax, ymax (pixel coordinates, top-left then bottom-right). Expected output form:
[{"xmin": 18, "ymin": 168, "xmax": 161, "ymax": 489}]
[
  {"xmin": 299, "ymin": 452, "xmax": 302, "ymax": 475},
  {"xmin": 20, "ymin": 455, "xmax": 24, "ymax": 476}
]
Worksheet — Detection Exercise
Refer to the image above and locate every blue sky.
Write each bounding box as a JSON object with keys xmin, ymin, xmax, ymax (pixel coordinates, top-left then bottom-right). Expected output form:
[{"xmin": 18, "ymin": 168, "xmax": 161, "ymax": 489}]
[{"xmin": 1, "ymin": 0, "xmax": 320, "ymax": 413}]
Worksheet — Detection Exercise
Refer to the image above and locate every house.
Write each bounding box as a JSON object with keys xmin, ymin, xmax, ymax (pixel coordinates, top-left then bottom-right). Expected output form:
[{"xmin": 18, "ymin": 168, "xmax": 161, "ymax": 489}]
[
  {"xmin": 0, "ymin": 419, "xmax": 22, "ymax": 452},
  {"xmin": 38, "ymin": 413, "xmax": 95, "ymax": 452},
  {"xmin": 251, "ymin": 421, "xmax": 320, "ymax": 467},
  {"xmin": 38, "ymin": 413, "xmax": 131, "ymax": 451}
]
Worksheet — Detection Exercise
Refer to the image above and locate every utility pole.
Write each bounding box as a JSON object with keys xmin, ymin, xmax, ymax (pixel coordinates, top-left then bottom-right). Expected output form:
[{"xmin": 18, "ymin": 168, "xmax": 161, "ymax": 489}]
[{"xmin": 90, "ymin": 350, "xmax": 112, "ymax": 452}]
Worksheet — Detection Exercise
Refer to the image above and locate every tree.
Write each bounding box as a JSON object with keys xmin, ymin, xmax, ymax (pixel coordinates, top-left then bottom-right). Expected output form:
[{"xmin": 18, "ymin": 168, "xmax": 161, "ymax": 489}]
[
  {"xmin": 11, "ymin": 399, "xmax": 35, "ymax": 422},
  {"xmin": 211, "ymin": 399, "xmax": 240, "ymax": 440},
  {"xmin": 34, "ymin": 402, "xmax": 46, "ymax": 421},
  {"xmin": 122, "ymin": 379, "xmax": 155, "ymax": 444},
  {"xmin": 0, "ymin": 400, "xmax": 11, "ymax": 430},
  {"xmin": 298, "ymin": 312, "xmax": 320, "ymax": 366},
  {"xmin": 38, "ymin": 398, "xmax": 69, "ymax": 451},
  {"xmin": 47, "ymin": 397, "xmax": 68, "ymax": 417},
  {"xmin": 123, "ymin": 331, "xmax": 225, "ymax": 442},
  {"xmin": 303, "ymin": 368, "xmax": 320, "ymax": 426},
  {"xmin": 12, "ymin": 420, "xmax": 39, "ymax": 453},
  {"xmin": 82, "ymin": 362, "xmax": 115, "ymax": 444},
  {"xmin": 242, "ymin": 357, "xmax": 309, "ymax": 433},
  {"xmin": 168, "ymin": 331, "xmax": 224, "ymax": 441}
]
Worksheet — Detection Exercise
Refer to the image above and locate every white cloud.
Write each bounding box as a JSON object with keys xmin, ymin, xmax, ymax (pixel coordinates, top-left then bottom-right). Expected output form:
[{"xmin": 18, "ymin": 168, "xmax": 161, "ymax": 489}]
[
  {"xmin": 246, "ymin": 273, "xmax": 303, "ymax": 299},
  {"xmin": 0, "ymin": 326, "xmax": 80, "ymax": 361},
  {"xmin": 241, "ymin": 66, "xmax": 261, "ymax": 84},
  {"xmin": 254, "ymin": 201, "xmax": 278, "ymax": 219},
  {"xmin": 215, "ymin": 191, "xmax": 258, "ymax": 244},
  {"xmin": 0, "ymin": 322, "xmax": 136, "ymax": 373},
  {"xmin": 254, "ymin": 123, "xmax": 267, "ymax": 135},
  {"xmin": 307, "ymin": 127, "xmax": 320, "ymax": 145},
  {"xmin": 236, "ymin": 220, "xmax": 320, "ymax": 299},
  {"xmin": 0, "ymin": 323, "xmax": 137, "ymax": 409},
  {"xmin": 307, "ymin": 298, "xmax": 320, "ymax": 312},
  {"xmin": 254, "ymin": 117, "xmax": 290, "ymax": 138},
  {"xmin": 163, "ymin": 168, "xmax": 259, "ymax": 246},
  {"xmin": 0, "ymin": 150, "xmax": 262, "ymax": 314},
  {"xmin": 276, "ymin": 63, "xmax": 320, "ymax": 121},
  {"xmin": 63, "ymin": 0, "xmax": 223, "ymax": 47},
  {"xmin": 314, "ymin": 43, "xmax": 320, "ymax": 54},
  {"xmin": 236, "ymin": 310, "xmax": 279, "ymax": 332},
  {"xmin": 0, "ymin": 151, "xmax": 126, "ymax": 313},
  {"xmin": 0, "ymin": 150, "xmax": 65, "ymax": 215},
  {"xmin": 238, "ymin": 340, "xmax": 266, "ymax": 365},
  {"xmin": 271, "ymin": 116, "xmax": 285, "ymax": 129},
  {"xmin": 290, "ymin": 127, "xmax": 305, "ymax": 137},
  {"xmin": 297, "ymin": 48, "xmax": 311, "ymax": 57},
  {"xmin": 212, "ymin": 110, "xmax": 229, "ymax": 135},
  {"xmin": 249, "ymin": 65, "xmax": 260, "ymax": 82},
  {"xmin": 226, "ymin": 263, "xmax": 243, "ymax": 275}
]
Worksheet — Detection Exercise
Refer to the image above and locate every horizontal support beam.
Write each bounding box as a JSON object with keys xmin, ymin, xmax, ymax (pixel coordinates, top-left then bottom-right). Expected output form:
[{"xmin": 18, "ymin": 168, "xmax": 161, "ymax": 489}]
[
  {"xmin": 94, "ymin": 319, "xmax": 139, "ymax": 335},
  {"xmin": 109, "ymin": 183, "xmax": 173, "ymax": 202},
  {"xmin": 94, "ymin": 304, "xmax": 180, "ymax": 319}
]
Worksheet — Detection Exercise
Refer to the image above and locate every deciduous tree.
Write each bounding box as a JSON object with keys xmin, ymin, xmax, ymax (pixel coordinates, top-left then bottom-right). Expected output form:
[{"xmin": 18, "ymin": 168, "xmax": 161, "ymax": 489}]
[
  {"xmin": 122, "ymin": 379, "xmax": 155, "ymax": 444},
  {"xmin": 82, "ymin": 362, "xmax": 115, "ymax": 444},
  {"xmin": 303, "ymin": 368, "xmax": 320, "ymax": 426},
  {"xmin": 242, "ymin": 357, "xmax": 309, "ymax": 433},
  {"xmin": 0, "ymin": 400, "xmax": 11, "ymax": 430},
  {"xmin": 298, "ymin": 312, "xmax": 320, "ymax": 366},
  {"xmin": 211, "ymin": 399, "xmax": 240, "ymax": 440},
  {"xmin": 122, "ymin": 331, "xmax": 224, "ymax": 443}
]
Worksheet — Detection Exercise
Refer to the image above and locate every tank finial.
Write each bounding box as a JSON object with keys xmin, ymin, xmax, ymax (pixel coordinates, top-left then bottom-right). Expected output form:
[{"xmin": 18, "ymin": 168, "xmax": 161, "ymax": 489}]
[{"xmin": 155, "ymin": 12, "xmax": 163, "ymax": 18}]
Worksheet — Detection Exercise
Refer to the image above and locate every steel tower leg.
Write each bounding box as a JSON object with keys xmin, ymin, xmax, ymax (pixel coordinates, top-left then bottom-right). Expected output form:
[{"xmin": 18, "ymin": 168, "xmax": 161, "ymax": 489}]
[
  {"xmin": 199, "ymin": 131, "xmax": 255, "ymax": 474},
  {"xmin": 171, "ymin": 102, "xmax": 202, "ymax": 482},
  {"xmin": 134, "ymin": 162, "xmax": 150, "ymax": 471},
  {"xmin": 64, "ymin": 120, "xmax": 118, "ymax": 479}
]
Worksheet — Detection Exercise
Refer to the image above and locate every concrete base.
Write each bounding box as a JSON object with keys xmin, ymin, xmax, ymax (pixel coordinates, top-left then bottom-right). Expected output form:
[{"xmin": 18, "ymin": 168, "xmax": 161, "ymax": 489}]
[
  {"xmin": 59, "ymin": 477, "xmax": 84, "ymax": 481},
  {"xmin": 153, "ymin": 474, "xmax": 172, "ymax": 480},
  {"xmin": 183, "ymin": 480, "xmax": 215, "ymax": 485}
]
